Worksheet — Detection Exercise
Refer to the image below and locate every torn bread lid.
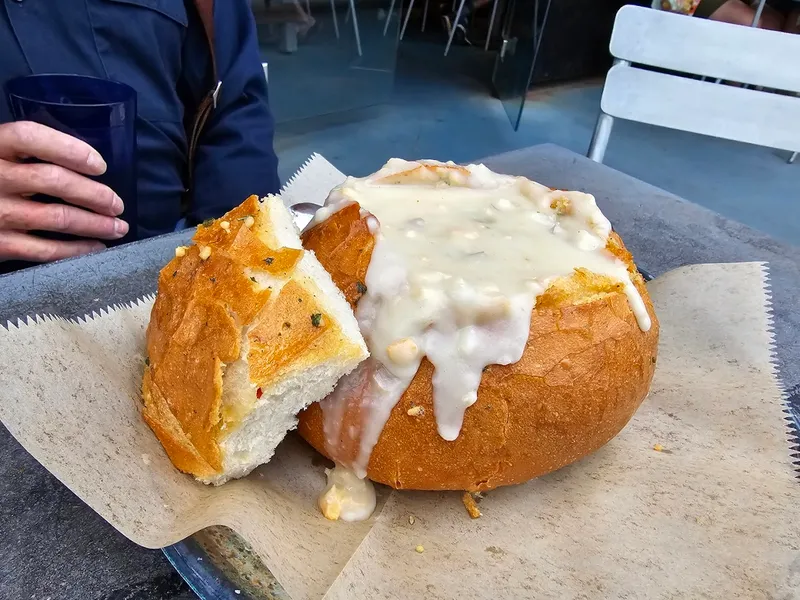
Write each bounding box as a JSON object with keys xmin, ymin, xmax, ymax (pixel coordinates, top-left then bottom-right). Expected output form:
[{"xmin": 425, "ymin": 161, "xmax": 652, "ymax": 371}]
[{"xmin": 142, "ymin": 195, "xmax": 368, "ymax": 484}]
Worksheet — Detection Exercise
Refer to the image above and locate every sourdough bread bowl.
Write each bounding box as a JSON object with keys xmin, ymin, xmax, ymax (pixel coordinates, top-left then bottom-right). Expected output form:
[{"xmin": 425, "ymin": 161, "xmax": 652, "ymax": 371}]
[{"xmin": 297, "ymin": 159, "xmax": 660, "ymax": 493}]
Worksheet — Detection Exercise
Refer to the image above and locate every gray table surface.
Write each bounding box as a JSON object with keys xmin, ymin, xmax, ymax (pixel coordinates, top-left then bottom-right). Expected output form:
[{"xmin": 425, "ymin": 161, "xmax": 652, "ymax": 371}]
[{"xmin": 1, "ymin": 144, "xmax": 798, "ymax": 600}]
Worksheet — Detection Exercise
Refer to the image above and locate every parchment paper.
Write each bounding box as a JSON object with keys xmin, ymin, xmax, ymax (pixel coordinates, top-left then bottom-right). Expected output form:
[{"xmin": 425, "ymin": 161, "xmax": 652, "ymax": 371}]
[{"xmin": 1, "ymin": 156, "xmax": 797, "ymax": 600}]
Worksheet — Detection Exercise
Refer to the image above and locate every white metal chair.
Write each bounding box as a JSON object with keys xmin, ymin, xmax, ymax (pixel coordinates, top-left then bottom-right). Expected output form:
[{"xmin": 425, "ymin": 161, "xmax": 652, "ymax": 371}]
[
  {"xmin": 331, "ymin": 0, "xmax": 363, "ymax": 56},
  {"xmin": 588, "ymin": 5, "xmax": 800, "ymax": 165},
  {"xmin": 385, "ymin": 0, "xmax": 499, "ymax": 54}
]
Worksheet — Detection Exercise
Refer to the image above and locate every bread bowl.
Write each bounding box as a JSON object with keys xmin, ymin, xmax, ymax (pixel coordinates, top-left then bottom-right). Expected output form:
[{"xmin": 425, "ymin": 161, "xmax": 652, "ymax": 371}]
[{"xmin": 298, "ymin": 159, "xmax": 659, "ymax": 493}]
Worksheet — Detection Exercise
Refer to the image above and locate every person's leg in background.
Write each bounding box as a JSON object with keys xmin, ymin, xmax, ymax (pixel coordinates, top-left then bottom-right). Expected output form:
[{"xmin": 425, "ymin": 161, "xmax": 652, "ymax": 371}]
[
  {"xmin": 441, "ymin": 0, "xmax": 492, "ymax": 45},
  {"xmin": 257, "ymin": 0, "xmax": 315, "ymax": 36},
  {"xmin": 694, "ymin": 0, "xmax": 784, "ymax": 29}
]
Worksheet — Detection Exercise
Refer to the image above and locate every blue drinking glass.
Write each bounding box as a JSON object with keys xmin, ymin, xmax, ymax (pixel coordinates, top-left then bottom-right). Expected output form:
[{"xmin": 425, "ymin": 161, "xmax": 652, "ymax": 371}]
[{"xmin": 4, "ymin": 74, "xmax": 138, "ymax": 250}]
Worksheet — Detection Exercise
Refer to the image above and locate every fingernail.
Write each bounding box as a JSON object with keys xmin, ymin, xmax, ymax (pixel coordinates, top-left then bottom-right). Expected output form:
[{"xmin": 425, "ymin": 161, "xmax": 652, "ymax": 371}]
[
  {"xmin": 112, "ymin": 194, "xmax": 124, "ymax": 216},
  {"xmin": 114, "ymin": 219, "xmax": 129, "ymax": 237},
  {"xmin": 88, "ymin": 152, "xmax": 107, "ymax": 174}
]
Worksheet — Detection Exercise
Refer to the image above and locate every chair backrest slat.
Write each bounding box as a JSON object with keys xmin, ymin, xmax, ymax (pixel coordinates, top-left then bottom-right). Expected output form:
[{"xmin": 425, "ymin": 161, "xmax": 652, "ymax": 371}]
[
  {"xmin": 611, "ymin": 5, "xmax": 800, "ymax": 93},
  {"xmin": 602, "ymin": 63, "xmax": 800, "ymax": 153}
]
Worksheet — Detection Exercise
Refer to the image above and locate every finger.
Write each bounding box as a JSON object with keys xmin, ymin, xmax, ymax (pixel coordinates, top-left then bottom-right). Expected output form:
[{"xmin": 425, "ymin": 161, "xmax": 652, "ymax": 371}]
[
  {"xmin": 0, "ymin": 230, "xmax": 105, "ymax": 263},
  {"xmin": 2, "ymin": 162, "xmax": 123, "ymax": 216},
  {"xmin": 0, "ymin": 121, "xmax": 106, "ymax": 176},
  {"xmin": 0, "ymin": 197, "xmax": 129, "ymax": 239}
]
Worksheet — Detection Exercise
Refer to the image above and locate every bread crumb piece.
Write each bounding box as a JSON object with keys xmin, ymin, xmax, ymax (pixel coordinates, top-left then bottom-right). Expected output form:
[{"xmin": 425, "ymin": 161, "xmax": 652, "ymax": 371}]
[
  {"xmin": 244, "ymin": 215, "xmax": 255, "ymax": 228},
  {"xmin": 174, "ymin": 246, "xmax": 187, "ymax": 257},
  {"xmin": 407, "ymin": 405, "xmax": 425, "ymax": 417},
  {"xmin": 220, "ymin": 220, "xmax": 230, "ymax": 232},
  {"xmin": 141, "ymin": 453, "xmax": 151, "ymax": 466},
  {"xmin": 462, "ymin": 492, "xmax": 482, "ymax": 519},
  {"xmin": 408, "ymin": 515, "xmax": 416, "ymax": 525},
  {"xmin": 234, "ymin": 590, "xmax": 241, "ymax": 595},
  {"xmin": 415, "ymin": 545, "xmax": 425, "ymax": 553},
  {"xmin": 198, "ymin": 246, "xmax": 211, "ymax": 260},
  {"xmin": 653, "ymin": 444, "xmax": 664, "ymax": 452}
]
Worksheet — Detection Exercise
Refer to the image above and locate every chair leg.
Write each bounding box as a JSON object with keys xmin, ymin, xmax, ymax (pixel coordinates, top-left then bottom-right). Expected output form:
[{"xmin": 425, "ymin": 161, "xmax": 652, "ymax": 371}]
[
  {"xmin": 789, "ymin": 151, "xmax": 798, "ymax": 164},
  {"xmin": 422, "ymin": 0, "xmax": 430, "ymax": 32},
  {"xmin": 588, "ymin": 112, "xmax": 614, "ymax": 163},
  {"xmin": 279, "ymin": 22, "xmax": 299, "ymax": 53},
  {"xmin": 331, "ymin": 0, "xmax": 340, "ymax": 38},
  {"xmin": 349, "ymin": 0, "xmax": 363, "ymax": 56},
  {"xmin": 444, "ymin": 0, "xmax": 467, "ymax": 56},
  {"xmin": 751, "ymin": 0, "xmax": 767, "ymax": 26},
  {"xmin": 484, "ymin": 0, "xmax": 499, "ymax": 51},
  {"xmin": 384, "ymin": 0, "xmax": 396, "ymax": 36},
  {"xmin": 400, "ymin": 0, "xmax": 416, "ymax": 40}
]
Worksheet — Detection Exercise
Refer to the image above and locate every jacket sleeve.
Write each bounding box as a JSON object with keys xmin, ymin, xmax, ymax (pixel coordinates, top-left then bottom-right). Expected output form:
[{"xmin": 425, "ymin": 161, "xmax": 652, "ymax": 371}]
[{"xmin": 184, "ymin": 0, "xmax": 280, "ymax": 225}]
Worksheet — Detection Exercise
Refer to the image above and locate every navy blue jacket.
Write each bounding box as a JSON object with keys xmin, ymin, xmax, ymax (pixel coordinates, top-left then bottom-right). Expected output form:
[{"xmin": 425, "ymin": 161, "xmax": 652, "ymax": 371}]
[{"xmin": 0, "ymin": 0, "xmax": 280, "ymax": 238}]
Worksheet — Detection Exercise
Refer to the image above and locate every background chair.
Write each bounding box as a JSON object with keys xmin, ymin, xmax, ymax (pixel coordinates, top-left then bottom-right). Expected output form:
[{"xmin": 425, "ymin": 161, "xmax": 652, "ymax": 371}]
[
  {"xmin": 387, "ymin": 0, "xmax": 500, "ymax": 54},
  {"xmin": 443, "ymin": 0, "xmax": 501, "ymax": 55},
  {"xmin": 332, "ymin": 0, "xmax": 363, "ymax": 56},
  {"xmin": 588, "ymin": 5, "xmax": 800, "ymax": 165}
]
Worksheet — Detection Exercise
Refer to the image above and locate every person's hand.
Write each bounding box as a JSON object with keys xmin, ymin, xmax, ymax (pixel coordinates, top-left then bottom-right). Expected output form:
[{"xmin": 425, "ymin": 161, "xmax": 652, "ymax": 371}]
[{"xmin": 0, "ymin": 121, "xmax": 129, "ymax": 263}]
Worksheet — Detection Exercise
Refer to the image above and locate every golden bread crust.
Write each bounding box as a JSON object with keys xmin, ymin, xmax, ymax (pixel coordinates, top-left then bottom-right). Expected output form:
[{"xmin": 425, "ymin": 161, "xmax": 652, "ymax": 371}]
[
  {"xmin": 300, "ymin": 203, "xmax": 375, "ymax": 305},
  {"xmin": 247, "ymin": 279, "xmax": 351, "ymax": 390},
  {"xmin": 298, "ymin": 198, "xmax": 660, "ymax": 492},
  {"xmin": 143, "ymin": 196, "xmax": 304, "ymax": 478}
]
